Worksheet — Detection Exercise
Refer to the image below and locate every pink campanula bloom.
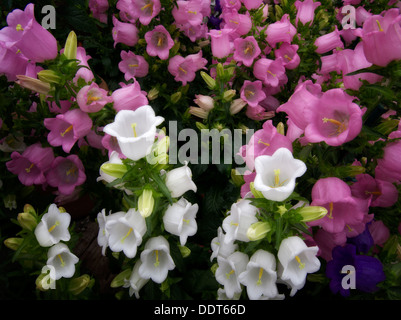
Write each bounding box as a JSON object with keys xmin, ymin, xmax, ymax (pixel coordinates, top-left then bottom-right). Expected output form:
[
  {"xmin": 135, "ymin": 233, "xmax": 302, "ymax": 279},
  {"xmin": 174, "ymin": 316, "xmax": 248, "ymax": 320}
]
[
  {"xmin": 303, "ymin": 88, "xmax": 362, "ymax": 146},
  {"xmin": 145, "ymin": 25, "xmax": 174, "ymax": 60},
  {"xmin": 0, "ymin": 3, "xmax": 57, "ymax": 63},
  {"xmin": 118, "ymin": 50, "xmax": 149, "ymax": 81},
  {"xmin": 308, "ymin": 177, "xmax": 367, "ymax": 234},
  {"xmin": 44, "ymin": 109, "xmax": 93, "ymax": 153},
  {"xmin": 294, "ymin": 0, "xmax": 321, "ymax": 26},
  {"xmin": 112, "ymin": 16, "xmax": 139, "ymax": 47},
  {"xmin": 242, "ymin": 0, "xmax": 264, "ymax": 10},
  {"xmin": 274, "ymin": 43, "xmax": 300, "ymax": 70},
  {"xmin": 266, "ymin": 14, "xmax": 297, "ymax": 48},
  {"xmin": 101, "ymin": 133, "xmax": 126, "ymax": 159},
  {"xmin": 375, "ymin": 128, "xmax": 401, "ymax": 183},
  {"xmin": 313, "ymin": 228, "xmax": 346, "ymax": 261},
  {"xmin": 368, "ymin": 220, "xmax": 390, "ymax": 250},
  {"xmin": 239, "ymin": 120, "xmax": 293, "ymax": 171},
  {"xmin": 221, "ymin": 10, "xmax": 252, "ymax": 37},
  {"xmin": 77, "ymin": 82, "xmax": 113, "ymax": 113},
  {"xmin": 245, "ymin": 105, "xmax": 275, "ymax": 121},
  {"xmin": 240, "ymin": 80, "xmax": 266, "ymax": 107},
  {"xmin": 168, "ymin": 51, "xmax": 207, "ymax": 86},
  {"xmin": 220, "ymin": 0, "xmax": 242, "ymax": 10},
  {"xmin": 6, "ymin": 142, "xmax": 54, "ymax": 186},
  {"xmin": 72, "ymin": 47, "xmax": 95, "ymax": 85},
  {"xmin": 0, "ymin": 42, "xmax": 30, "ymax": 81},
  {"xmin": 350, "ymin": 174, "xmax": 398, "ymax": 208},
  {"xmin": 253, "ymin": 58, "xmax": 287, "ymax": 88},
  {"xmin": 89, "ymin": 0, "xmax": 109, "ymax": 23},
  {"xmin": 361, "ymin": 8, "xmax": 401, "ymax": 67},
  {"xmin": 132, "ymin": 0, "xmax": 161, "ymax": 26},
  {"xmin": 46, "ymin": 155, "xmax": 86, "ymax": 195},
  {"xmin": 178, "ymin": 23, "xmax": 208, "ymax": 42},
  {"xmin": 172, "ymin": 0, "xmax": 204, "ymax": 27},
  {"xmin": 233, "ymin": 36, "xmax": 261, "ymax": 67},
  {"xmin": 314, "ymin": 26, "xmax": 344, "ymax": 54},
  {"xmin": 111, "ymin": 81, "xmax": 148, "ymax": 112},
  {"xmin": 208, "ymin": 29, "xmax": 233, "ymax": 59}
]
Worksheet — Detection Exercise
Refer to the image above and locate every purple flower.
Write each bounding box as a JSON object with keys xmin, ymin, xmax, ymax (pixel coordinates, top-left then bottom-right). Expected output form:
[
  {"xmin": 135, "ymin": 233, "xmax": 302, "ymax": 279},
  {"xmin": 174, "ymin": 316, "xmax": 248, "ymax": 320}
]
[
  {"xmin": 145, "ymin": 25, "xmax": 174, "ymax": 60},
  {"xmin": 233, "ymin": 36, "xmax": 261, "ymax": 67},
  {"xmin": 118, "ymin": 50, "xmax": 149, "ymax": 81},
  {"xmin": 46, "ymin": 155, "xmax": 86, "ymax": 196},
  {"xmin": 112, "ymin": 16, "xmax": 139, "ymax": 47},
  {"xmin": 76, "ymin": 82, "xmax": 113, "ymax": 113},
  {"xmin": 326, "ymin": 244, "xmax": 385, "ymax": 297},
  {"xmin": 347, "ymin": 225, "xmax": 374, "ymax": 254}
]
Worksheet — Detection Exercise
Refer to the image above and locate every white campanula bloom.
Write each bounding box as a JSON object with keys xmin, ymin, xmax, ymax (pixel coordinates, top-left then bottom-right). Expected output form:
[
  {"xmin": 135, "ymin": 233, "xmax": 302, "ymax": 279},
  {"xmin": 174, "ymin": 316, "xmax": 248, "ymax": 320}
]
[
  {"xmin": 163, "ymin": 197, "xmax": 199, "ymax": 246},
  {"xmin": 215, "ymin": 251, "xmax": 249, "ymax": 299},
  {"xmin": 165, "ymin": 162, "xmax": 197, "ymax": 198},
  {"xmin": 238, "ymin": 249, "xmax": 278, "ymax": 300},
  {"xmin": 46, "ymin": 243, "xmax": 79, "ymax": 280},
  {"xmin": 222, "ymin": 199, "xmax": 259, "ymax": 243},
  {"xmin": 254, "ymin": 148, "xmax": 307, "ymax": 202},
  {"xmin": 123, "ymin": 260, "xmax": 149, "ymax": 299},
  {"xmin": 103, "ymin": 105, "xmax": 164, "ymax": 161},
  {"xmin": 34, "ymin": 204, "xmax": 71, "ymax": 247},
  {"xmin": 210, "ymin": 227, "xmax": 238, "ymax": 262},
  {"xmin": 105, "ymin": 208, "xmax": 146, "ymax": 258},
  {"xmin": 96, "ymin": 209, "xmax": 125, "ymax": 256},
  {"xmin": 277, "ymin": 236, "xmax": 320, "ymax": 292},
  {"xmin": 138, "ymin": 236, "xmax": 175, "ymax": 284}
]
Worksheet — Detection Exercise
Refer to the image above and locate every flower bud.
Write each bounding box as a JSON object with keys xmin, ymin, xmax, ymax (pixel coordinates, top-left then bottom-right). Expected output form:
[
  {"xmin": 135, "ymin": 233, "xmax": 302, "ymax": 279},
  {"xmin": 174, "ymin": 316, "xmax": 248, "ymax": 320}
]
[
  {"xmin": 64, "ymin": 31, "xmax": 77, "ymax": 60},
  {"xmin": 138, "ymin": 189, "xmax": 155, "ymax": 218},
  {"xmin": 37, "ymin": 70, "xmax": 62, "ymax": 84},
  {"xmin": 247, "ymin": 221, "xmax": 272, "ymax": 241},
  {"xmin": 231, "ymin": 169, "xmax": 245, "ymax": 187},
  {"xmin": 250, "ymin": 182, "xmax": 264, "ymax": 198},
  {"xmin": 297, "ymin": 206, "xmax": 327, "ymax": 222},
  {"xmin": 178, "ymin": 245, "xmax": 191, "ymax": 258},
  {"xmin": 222, "ymin": 89, "xmax": 236, "ymax": 102},
  {"xmin": 17, "ymin": 211, "xmax": 37, "ymax": 231},
  {"xmin": 200, "ymin": 71, "xmax": 216, "ymax": 90},
  {"xmin": 194, "ymin": 94, "xmax": 214, "ymax": 111},
  {"xmin": 216, "ymin": 63, "xmax": 225, "ymax": 79},
  {"xmin": 111, "ymin": 268, "xmax": 132, "ymax": 288},
  {"xmin": 100, "ymin": 163, "xmax": 128, "ymax": 179},
  {"xmin": 229, "ymin": 98, "xmax": 247, "ymax": 115},
  {"xmin": 195, "ymin": 122, "xmax": 208, "ymax": 131},
  {"xmin": 188, "ymin": 107, "xmax": 209, "ymax": 119},
  {"xmin": 16, "ymin": 75, "xmax": 51, "ymax": 94},
  {"xmin": 23, "ymin": 204, "xmax": 37, "ymax": 217},
  {"xmin": 148, "ymin": 87, "xmax": 159, "ymax": 101},
  {"xmin": 68, "ymin": 274, "xmax": 92, "ymax": 295},
  {"xmin": 4, "ymin": 237, "xmax": 23, "ymax": 251},
  {"xmin": 276, "ymin": 122, "xmax": 285, "ymax": 135},
  {"xmin": 335, "ymin": 165, "xmax": 366, "ymax": 178},
  {"xmin": 171, "ymin": 92, "xmax": 182, "ymax": 104}
]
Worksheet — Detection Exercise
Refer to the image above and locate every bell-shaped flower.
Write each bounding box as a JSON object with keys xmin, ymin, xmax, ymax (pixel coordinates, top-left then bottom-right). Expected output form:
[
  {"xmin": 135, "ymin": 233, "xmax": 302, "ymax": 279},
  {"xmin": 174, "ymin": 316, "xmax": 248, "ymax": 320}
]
[
  {"xmin": 34, "ymin": 204, "xmax": 71, "ymax": 247},
  {"xmin": 0, "ymin": 42, "xmax": 30, "ymax": 81},
  {"xmin": 105, "ymin": 208, "xmax": 147, "ymax": 258},
  {"xmin": 242, "ymin": 0, "xmax": 264, "ymax": 10},
  {"xmin": 208, "ymin": 29, "xmax": 233, "ymax": 59},
  {"xmin": 111, "ymin": 81, "xmax": 149, "ymax": 112},
  {"xmin": 294, "ymin": 0, "xmax": 321, "ymax": 26},
  {"xmin": 215, "ymin": 251, "xmax": 249, "ymax": 299},
  {"xmin": 118, "ymin": 50, "xmax": 149, "ymax": 81},
  {"xmin": 238, "ymin": 249, "xmax": 278, "ymax": 300},
  {"xmin": 46, "ymin": 243, "xmax": 79, "ymax": 280},
  {"xmin": 145, "ymin": 25, "xmax": 174, "ymax": 60},
  {"xmin": 253, "ymin": 58, "xmax": 287, "ymax": 88},
  {"xmin": 76, "ymin": 82, "xmax": 113, "ymax": 113},
  {"xmin": 123, "ymin": 260, "xmax": 149, "ymax": 299},
  {"xmin": 163, "ymin": 197, "xmax": 198, "ymax": 246},
  {"xmin": 44, "ymin": 109, "xmax": 93, "ymax": 153},
  {"xmin": 132, "ymin": 0, "xmax": 161, "ymax": 26},
  {"xmin": 73, "ymin": 47, "xmax": 95, "ymax": 85},
  {"xmin": 221, "ymin": 9, "xmax": 252, "ymax": 36},
  {"xmin": 168, "ymin": 51, "xmax": 207, "ymax": 86},
  {"xmin": 112, "ymin": 16, "xmax": 139, "ymax": 47},
  {"xmin": 165, "ymin": 163, "xmax": 197, "ymax": 198},
  {"xmin": 266, "ymin": 14, "xmax": 297, "ymax": 48},
  {"xmin": 172, "ymin": 0, "xmax": 204, "ymax": 26},
  {"xmin": 222, "ymin": 199, "xmax": 259, "ymax": 243},
  {"xmin": 97, "ymin": 209, "xmax": 125, "ymax": 256},
  {"xmin": 274, "ymin": 43, "xmax": 300, "ymax": 70},
  {"xmin": 103, "ymin": 105, "xmax": 164, "ymax": 161},
  {"xmin": 210, "ymin": 227, "xmax": 238, "ymax": 262},
  {"xmin": 314, "ymin": 26, "xmax": 344, "ymax": 54},
  {"xmin": 253, "ymin": 148, "xmax": 307, "ymax": 202},
  {"xmin": 138, "ymin": 236, "xmax": 175, "ymax": 283},
  {"xmin": 277, "ymin": 236, "xmax": 320, "ymax": 290},
  {"xmin": 233, "ymin": 36, "xmax": 261, "ymax": 67}
]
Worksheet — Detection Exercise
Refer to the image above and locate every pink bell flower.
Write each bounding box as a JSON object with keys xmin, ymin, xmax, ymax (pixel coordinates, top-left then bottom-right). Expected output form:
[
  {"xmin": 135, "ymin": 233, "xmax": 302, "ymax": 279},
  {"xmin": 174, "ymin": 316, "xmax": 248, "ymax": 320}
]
[
  {"xmin": 220, "ymin": 0, "xmax": 242, "ymax": 10},
  {"xmin": 361, "ymin": 8, "xmax": 401, "ymax": 67},
  {"xmin": 76, "ymin": 82, "xmax": 113, "ymax": 113},
  {"xmin": 303, "ymin": 88, "xmax": 363, "ymax": 147},
  {"xmin": 168, "ymin": 51, "xmax": 207, "ymax": 86},
  {"xmin": 266, "ymin": 14, "xmax": 297, "ymax": 48},
  {"xmin": 172, "ymin": 0, "xmax": 204, "ymax": 27},
  {"xmin": 245, "ymin": 105, "xmax": 275, "ymax": 121},
  {"xmin": 314, "ymin": 26, "xmax": 344, "ymax": 54},
  {"xmin": 233, "ymin": 36, "xmax": 261, "ymax": 67},
  {"xmin": 274, "ymin": 43, "xmax": 300, "ymax": 70},
  {"xmin": 253, "ymin": 58, "xmax": 287, "ymax": 88},
  {"xmin": 368, "ymin": 220, "xmax": 390, "ymax": 250},
  {"xmin": 73, "ymin": 47, "xmax": 95, "ymax": 85},
  {"xmin": 308, "ymin": 177, "xmax": 367, "ymax": 234},
  {"xmin": 132, "ymin": 0, "xmax": 161, "ymax": 26},
  {"xmin": 221, "ymin": 10, "xmax": 252, "ymax": 37},
  {"xmin": 208, "ymin": 29, "xmax": 233, "ymax": 59},
  {"xmin": 294, "ymin": 0, "xmax": 321, "ymax": 26},
  {"xmin": 112, "ymin": 16, "xmax": 139, "ymax": 47},
  {"xmin": 89, "ymin": 0, "xmax": 109, "ymax": 23},
  {"xmin": 44, "ymin": 109, "xmax": 93, "ymax": 153},
  {"xmin": 118, "ymin": 50, "xmax": 149, "ymax": 81},
  {"xmin": 375, "ymin": 129, "xmax": 401, "ymax": 183},
  {"xmin": 145, "ymin": 25, "xmax": 174, "ymax": 60},
  {"xmin": 0, "ymin": 3, "xmax": 57, "ymax": 63},
  {"xmin": 45, "ymin": 155, "xmax": 86, "ymax": 196},
  {"xmin": 240, "ymin": 80, "xmax": 266, "ymax": 107},
  {"xmin": 111, "ymin": 81, "xmax": 148, "ymax": 112},
  {"xmin": 241, "ymin": 0, "xmax": 264, "ymax": 10},
  {"xmin": 313, "ymin": 228, "xmax": 346, "ymax": 261},
  {"xmin": 6, "ymin": 142, "xmax": 54, "ymax": 186},
  {"xmin": 0, "ymin": 42, "xmax": 30, "ymax": 81}
]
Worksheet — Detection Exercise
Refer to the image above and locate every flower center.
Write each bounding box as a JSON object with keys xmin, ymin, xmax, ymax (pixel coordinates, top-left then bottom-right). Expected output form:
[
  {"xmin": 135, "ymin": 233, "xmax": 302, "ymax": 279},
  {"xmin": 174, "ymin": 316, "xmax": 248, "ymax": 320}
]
[
  {"xmin": 25, "ymin": 163, "xmax": 34, "ymax": 173},
  {"xmin": 48, "ymin": 220, "xmax": 60, "ymax": 233},
  {"xmin": 141, "ymin": 3, "xmax": 153, "ymax": 14},
  {"xmin": 179, "ymin": 66, "xmax": 187, "ymax": 74},
  {"xmin": 128, "ymin": 64, "xmax": 139, "ymax": 68},
  {"xmin": 60, "ymin": 125, "xmax": 73, "ymax": 137},
  {"xmin": 322, "ymin": 117, "xmax": 347, "ymax": 136},
  {"xmin": 267, "ymin": 70, "xmax": 276, "ymax": 77},
  {"xmin": 284, "ymin": 54, "xmax": 292, "ymax": 61},
  {"xmin": 295, "ymin": 255, "xmax": 305, "ymax": 270},
  {"xmin": 58, "ymin": 254, "xmax": 65, "ymax": 267},
  {"xmin": 328, "ymin": 202, "xmax": 334, "ymax": 219},
  {"xmin": 66, "ymin": 166, "xmax": 78, "ymax": 177},
  {"xmin": 365, "ymin": 190, "xmax": 382, "ymax": 196},
  {"xmin": 183, "ymin": 218, "xmax": 190, "ymax": 224},
  {"xmin": 187, "ymin": 10, "xmax": 197, "ymax": 15},
  {"xmin": 256, "ymin": 267, "xmax": 264, "ymax": 286},
  {"xmin": 154, "ymin": 250, "xmax": 160, "ymax": 267},
  {"xmin": 16, "ymin": 24, "xmax": 24, "ymax": 31},
  {"xmin": 270, "ymin": 169, "xmax": 287, "ymax": 188},
  {"xmin": 258, "ymin": 139, "xmax": 270, "ymax": 147},
  {"xmin": 243, "ymin": 43, "xmax": 254, "ymax": 55},
  {"xmin": 229, "ymin": 19, "xmax": 239, "ymax": 25},
  {"xmin": 121, "ymin": 228, "xmax": 133, "ymax": 243},
  {"xmin": 225, "ymin": 269, "xmax": 235, "ymax": 279},
  {"xmin": 244, "ymin": 89, "xmax": 255, "ymax": 99},
  {"xmin": 376, "ymin": 20, "xmax": 383, "ymax": 32},
  {"xmin": 131, "ymin": 123, "xmax": 138, "ymax": 137}
]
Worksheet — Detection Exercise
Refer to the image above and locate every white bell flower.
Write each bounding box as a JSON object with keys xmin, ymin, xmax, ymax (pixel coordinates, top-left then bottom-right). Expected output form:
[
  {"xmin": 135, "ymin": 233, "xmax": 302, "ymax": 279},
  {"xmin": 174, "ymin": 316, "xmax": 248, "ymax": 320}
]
[
  {"xmin": 123, "ymin": 260, "xmax": 149, "ymax": 299},
  {"xmin": 215, "ymin": 251, "xmax": 249, "ymax": 299},
  {"xmin": 222, "ymin": 199, "xmax": 259, "ymax": 243},
  {"xmin": 105, "ymin": 208, "xmax": 147, "ymax": 258},
  {"xmin": 210, "ymin": 227, "xmax": 238, "ymax": 262},
  {"xmin": 163, "ymin": 197, "xmax": 199, "ymax": 246},
  {"xmin": 103, "ymin": 105, "xmax": 164, "ymax": 161},
  {"xmin": 238, "ymin": 249, "xmax": 278, "ymax": 300},
  {"xmin": 96, "ymin": 209, "xmax": 125, "ymax": 256},
  {"xmin": 254, "ymin": 148, "xmax": 307, "ymax": 202},
  {"xmin": 34, "ymin": 204, "xmax": 71, "ymax": 247},
  {"xmin": 138, "ymin": 236, "xmax": 176, "ymax": 284},
  {"xmin": 165, "ymin": 162, "xmax": 197, "ymax": 198},
  {"xmin": 277, "ymin": 236, "xmax": 320, "ymax": 289},
  {"xmin": 46, "ymin": 243, "xmax": 79, "ymax": 280}
]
